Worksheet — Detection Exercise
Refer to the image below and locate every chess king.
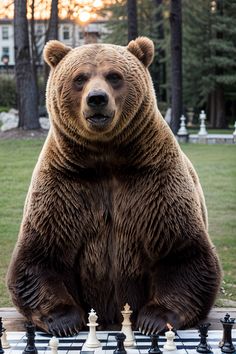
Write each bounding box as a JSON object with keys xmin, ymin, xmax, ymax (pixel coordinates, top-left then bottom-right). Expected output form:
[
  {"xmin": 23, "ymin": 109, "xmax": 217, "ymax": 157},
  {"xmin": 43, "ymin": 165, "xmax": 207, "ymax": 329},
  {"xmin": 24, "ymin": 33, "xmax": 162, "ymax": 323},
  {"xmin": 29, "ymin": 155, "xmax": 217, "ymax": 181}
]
[{"xmin": 7, "ymin": 37, "xmax": 221, "ymax": 336}]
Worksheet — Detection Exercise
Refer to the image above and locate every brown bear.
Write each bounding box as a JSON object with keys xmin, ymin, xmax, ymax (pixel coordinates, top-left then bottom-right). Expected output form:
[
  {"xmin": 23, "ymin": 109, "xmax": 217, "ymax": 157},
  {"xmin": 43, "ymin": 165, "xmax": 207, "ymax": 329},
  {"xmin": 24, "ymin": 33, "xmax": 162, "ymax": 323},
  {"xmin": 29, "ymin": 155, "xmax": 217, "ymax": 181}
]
[{"xmin": 7, "ymin": 37, "xmax": 221, "ymax": 337}]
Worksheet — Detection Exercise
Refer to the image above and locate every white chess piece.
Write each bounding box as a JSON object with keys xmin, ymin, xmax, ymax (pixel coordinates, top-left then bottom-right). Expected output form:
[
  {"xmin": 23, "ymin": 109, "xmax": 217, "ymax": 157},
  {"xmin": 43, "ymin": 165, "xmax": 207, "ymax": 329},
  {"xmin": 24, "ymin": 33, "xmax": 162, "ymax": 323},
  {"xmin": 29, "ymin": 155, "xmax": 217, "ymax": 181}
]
[
  {"xmin": 163, "ymin": 329, "xmax": 176, "ymax": 351},
  {"xmin": 233, "ymin": 121, "xmax": 236, "ymax": 136},
  {"xmin": 2, "ymin": 327, "xmax": 10, "ymax": 349},
  {"xmin": 2, "ymin": 330, "xmax": 10, "ymax": 349},
  {"xmin": 177, "ymin": 115, "xmax": 188, "ymax": 136},
  {"xmin": 198, "ymin": 110, "xmax": 208, "ymax": 136},
  {"xmin": 85, "ymin": 309, "xmax": 101, "ymax": 348},
  {"xmin": 121, "ymin": 303, "xmax": 134, "ymax": 347},
  {"xmin": 49, "ymin": 336, "xmax": 59, "ymax": 354}
]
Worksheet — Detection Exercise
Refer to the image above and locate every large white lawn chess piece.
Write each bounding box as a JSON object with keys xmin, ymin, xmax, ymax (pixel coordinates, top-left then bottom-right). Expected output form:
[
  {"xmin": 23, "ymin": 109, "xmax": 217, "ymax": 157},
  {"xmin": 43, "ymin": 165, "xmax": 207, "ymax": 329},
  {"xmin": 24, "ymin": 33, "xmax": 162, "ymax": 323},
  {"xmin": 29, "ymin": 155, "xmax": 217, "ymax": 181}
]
[
  {"xmin": 121, "ymin": 303, "xmax": 134, "ymax": 347},
  {"xmin": 85, "ymin": 309, "xmax": 101, "ymax": 348},
  {"xmin": 233, "ymin": 121, "xmax": 236, "ymax": 136},
  {"xmin": 2, "ymin": 328, "xmax": 10, "ymax": 349},
  {"xmin": 163, "ymin": 329, "xmax": 177, "ymax": 351},
  {"xmin": 233, "ymin": 121, "xmax": 236, "ymax": 143},
  {"xmin": 187, "ymin": 108, "xmax": 194, "ymax": 127},
  {"xmin": 177, "ymin": 114, "xmax": 189, "ymax": 143},
  {"xmin": 177, "ymin": 115, "xmax": 188, "ymax": 136},
  {"xmin": 49, "ymin": 336, "xmax": 59, "ymax": 354},
  {"xmin": 198, "ymin": 110, "xmax": 208, "ymax": 136}
]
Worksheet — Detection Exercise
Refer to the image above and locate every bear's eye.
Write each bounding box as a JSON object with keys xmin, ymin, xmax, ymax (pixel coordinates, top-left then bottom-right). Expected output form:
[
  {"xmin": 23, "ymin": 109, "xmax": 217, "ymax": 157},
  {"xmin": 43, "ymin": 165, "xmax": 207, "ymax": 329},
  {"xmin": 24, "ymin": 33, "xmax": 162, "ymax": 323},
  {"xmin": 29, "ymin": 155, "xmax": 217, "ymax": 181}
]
[
  {"xmin": 106, "ymin": 72, "xmax": 123, "ymax": 87},
  {"xmin": 74, "ymin": 74, "xmax": 88, "ymax": 90}
]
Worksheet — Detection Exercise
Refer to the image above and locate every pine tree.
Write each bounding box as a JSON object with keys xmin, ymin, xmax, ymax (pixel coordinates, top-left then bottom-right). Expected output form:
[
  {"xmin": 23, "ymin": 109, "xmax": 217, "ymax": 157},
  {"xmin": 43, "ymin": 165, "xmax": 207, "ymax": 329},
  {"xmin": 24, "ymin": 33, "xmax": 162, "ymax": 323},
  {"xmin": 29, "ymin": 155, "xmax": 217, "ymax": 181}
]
[
  {"xmin": 102, "ymin": 0, "xmax": 169, "ymax": 108},
  {"xmin": 152, "ymin": 0, "xmax": 168, "ymax": 102},
  {"xmin": 101, "ymin": 0, "xmax": 128, "ymax": 45},
  {"xmin": 182, "ymin": 0, "xmax": 210, "ymax": 110},
  {"xmin": 183, "ymin": 0, "xmax": 236, "ymax": 128},
  {"xmin": 207, "ymin": 0, "xmax": 236, "ymax": 127}
]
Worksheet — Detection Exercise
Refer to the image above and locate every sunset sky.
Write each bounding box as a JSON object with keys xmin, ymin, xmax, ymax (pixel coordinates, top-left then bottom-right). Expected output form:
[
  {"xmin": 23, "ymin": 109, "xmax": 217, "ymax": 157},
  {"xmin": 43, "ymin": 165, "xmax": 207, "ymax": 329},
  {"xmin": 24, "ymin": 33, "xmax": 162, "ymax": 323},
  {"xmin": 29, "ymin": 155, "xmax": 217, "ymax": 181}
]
[{"xmin": 0, "ymin": 0, "xmax": 113, "ymax": 24}]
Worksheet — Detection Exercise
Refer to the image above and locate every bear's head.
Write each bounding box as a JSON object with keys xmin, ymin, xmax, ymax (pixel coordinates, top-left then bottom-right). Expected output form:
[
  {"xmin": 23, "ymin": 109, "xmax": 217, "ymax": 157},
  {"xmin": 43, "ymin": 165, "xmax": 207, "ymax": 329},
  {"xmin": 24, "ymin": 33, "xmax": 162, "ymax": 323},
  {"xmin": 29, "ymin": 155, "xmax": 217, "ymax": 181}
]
[{"xmin": 43, "ymin": 37, "xmax": 155, "ymax": 142}]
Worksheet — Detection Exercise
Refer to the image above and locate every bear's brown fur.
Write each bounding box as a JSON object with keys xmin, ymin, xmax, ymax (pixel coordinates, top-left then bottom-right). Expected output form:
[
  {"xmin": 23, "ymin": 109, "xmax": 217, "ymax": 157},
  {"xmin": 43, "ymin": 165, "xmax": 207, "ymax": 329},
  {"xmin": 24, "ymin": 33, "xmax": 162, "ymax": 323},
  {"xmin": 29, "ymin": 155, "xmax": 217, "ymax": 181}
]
[{"xmin": 7, "ymin": 37, "xmax": 221, "ymax": 336}]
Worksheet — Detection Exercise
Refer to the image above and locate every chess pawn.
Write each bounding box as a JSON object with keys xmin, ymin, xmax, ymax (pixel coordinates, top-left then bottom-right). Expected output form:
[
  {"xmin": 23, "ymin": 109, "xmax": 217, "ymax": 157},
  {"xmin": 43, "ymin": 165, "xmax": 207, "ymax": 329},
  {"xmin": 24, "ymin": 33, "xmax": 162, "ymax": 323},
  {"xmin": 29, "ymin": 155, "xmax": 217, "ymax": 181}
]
[
  {"xmin": 163, "ymin": 329, "xmax": 176, "ymax": 351},
  {"xmin": 85, "ymin": 309, "xmax": 101, "ymax": 348},
  {"xmin": 114, "ymin": 332, "xmax": 127, "ymax": 354},
  {"xmin": 23, "ymin": 323, "xmax": 38, "ymax": 354},
  {"xmin": 149, "ymin": 334, "xmax": 162, "ymax": 354},
  {"xmin": 121, "ymin": 303, "xmax": 134, "ymax": 347},
  {"xmin": 49, "ymin": 337, "xmax": 59, "ymax": 354},
  {"xmin": 196, "ymin": 323, "xmax": 212, "ymax": 354}
]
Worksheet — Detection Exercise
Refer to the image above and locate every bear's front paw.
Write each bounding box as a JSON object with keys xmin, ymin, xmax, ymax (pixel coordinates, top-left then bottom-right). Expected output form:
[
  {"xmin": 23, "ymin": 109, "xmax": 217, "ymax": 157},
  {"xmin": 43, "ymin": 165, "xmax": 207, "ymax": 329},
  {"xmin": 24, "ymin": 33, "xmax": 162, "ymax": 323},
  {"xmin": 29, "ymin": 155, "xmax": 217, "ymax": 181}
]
[
  {"xmin": 42, "ymin": 305, "xmax": 85, "ymax": 336},
  {"xmin": 137, "ymin": 304, "xmax": 180, "ymax": 335}
]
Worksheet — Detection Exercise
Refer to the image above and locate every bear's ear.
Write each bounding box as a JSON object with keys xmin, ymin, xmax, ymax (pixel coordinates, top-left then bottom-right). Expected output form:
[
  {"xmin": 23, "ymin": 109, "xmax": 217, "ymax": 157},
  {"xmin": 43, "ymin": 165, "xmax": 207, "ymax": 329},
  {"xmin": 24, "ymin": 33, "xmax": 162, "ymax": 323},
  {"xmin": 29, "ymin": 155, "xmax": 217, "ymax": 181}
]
[
  {"xmin": 127, "ymin": 37, "xmax": 154, "ymax": 67},
  {"xmin": 43, "ymin": 40, "xmax": 72, "ymax": 68}
]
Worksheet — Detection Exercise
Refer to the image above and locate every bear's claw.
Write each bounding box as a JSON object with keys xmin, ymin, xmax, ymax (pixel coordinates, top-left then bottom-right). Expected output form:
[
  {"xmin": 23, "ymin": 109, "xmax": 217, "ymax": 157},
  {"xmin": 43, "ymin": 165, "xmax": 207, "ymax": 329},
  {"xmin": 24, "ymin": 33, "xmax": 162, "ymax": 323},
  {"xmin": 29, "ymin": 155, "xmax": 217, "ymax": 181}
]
[
  {"xmin": 42, "ymin": 305, "xmax": 85, "ymax": 337},
  {"xmin": 137, "ymin": 304, "xmax": 179, "ymax": 335}
]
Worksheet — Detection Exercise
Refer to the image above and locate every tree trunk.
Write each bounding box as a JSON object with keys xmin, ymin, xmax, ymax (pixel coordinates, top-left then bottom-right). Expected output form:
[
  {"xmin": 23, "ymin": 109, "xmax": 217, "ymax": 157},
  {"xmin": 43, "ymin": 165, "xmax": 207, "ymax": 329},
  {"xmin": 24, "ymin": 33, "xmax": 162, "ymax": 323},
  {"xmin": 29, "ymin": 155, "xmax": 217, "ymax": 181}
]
[
  {"xmin": 170, "ymin": 0, "xmax": 182, "ymax": 135},
  {"xmin": 44, "ymin": 0, "xmax": 59, "ymax": 85},
  {"xmin": 208, "ymin": 88, "xmax": 226, "ymax": 128},
  {"xmin": 232, "ymin": 101, "xmax": 236, "ymax": 122},
  {"xmin": 14, "ymin": 0, "xmax": 39, "ymax": 129},
  {"xmin": 215, "ymin": 87, "xmax": 226, "ymax": 128},
  {"xmin": 213, "ymin": 1, "xmax": 227, "ymax": 129},
  {"xmin": 153, "ymin": 0, "xmax": 166, "ymax": 102},
  {"xmin": 46, "ymin": 0, "xmax": 59, "ymax": 42},
  {"xmin": 208, "ymin": 91, "xmax": 216, "ymax": 128},
  {"xmin": 127, "ymin": 0, "xmax": 138, "ymax": 42},
  {"xmin": 30, "ymin": 0, "xmax": 39, "ymax": 106}
]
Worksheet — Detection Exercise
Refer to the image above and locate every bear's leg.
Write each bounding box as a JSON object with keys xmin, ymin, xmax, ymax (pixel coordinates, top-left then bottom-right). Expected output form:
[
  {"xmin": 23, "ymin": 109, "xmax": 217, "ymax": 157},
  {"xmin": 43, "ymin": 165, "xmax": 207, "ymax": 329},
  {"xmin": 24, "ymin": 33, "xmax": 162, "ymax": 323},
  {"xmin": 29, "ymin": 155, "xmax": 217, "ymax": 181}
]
[
  {"xmin": 137, "ymin": 251, "xmax": 221, "ymax": 334},
  {"xmin": 7, "ymin": 249, "xmax": 85, "ymax": 336}
]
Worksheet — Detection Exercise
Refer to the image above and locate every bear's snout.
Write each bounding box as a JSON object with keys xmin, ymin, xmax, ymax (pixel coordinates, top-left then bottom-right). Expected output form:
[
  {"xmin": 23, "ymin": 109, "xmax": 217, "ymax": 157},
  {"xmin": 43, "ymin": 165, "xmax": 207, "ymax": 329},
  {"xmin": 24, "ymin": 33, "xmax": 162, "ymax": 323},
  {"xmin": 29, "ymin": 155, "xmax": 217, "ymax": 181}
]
[
  {"xmin": 83, "ymin": 87, "xmax": 116, "ymax": 133},
  {"xmin": 87, "ymin": 90, "xmax": 109, "ymax": 108}
]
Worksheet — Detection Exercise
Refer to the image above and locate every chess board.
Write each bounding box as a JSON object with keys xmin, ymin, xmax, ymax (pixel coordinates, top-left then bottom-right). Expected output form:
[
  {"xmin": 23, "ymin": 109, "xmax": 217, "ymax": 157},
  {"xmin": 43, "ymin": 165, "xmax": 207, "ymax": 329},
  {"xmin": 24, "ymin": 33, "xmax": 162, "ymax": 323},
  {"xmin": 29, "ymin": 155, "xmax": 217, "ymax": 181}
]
[{"xmin": 3, "ymin": 330, "xmax": 236, "ymax": 354}]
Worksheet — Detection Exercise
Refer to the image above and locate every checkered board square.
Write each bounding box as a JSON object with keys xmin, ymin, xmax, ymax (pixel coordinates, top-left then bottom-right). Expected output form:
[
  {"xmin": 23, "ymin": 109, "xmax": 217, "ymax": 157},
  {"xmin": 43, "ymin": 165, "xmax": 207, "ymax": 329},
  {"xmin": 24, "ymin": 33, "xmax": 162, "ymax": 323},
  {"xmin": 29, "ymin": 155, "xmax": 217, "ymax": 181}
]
[{"xmin": 3, "ymin": 330, "xmax": 236, "ymax": 354}]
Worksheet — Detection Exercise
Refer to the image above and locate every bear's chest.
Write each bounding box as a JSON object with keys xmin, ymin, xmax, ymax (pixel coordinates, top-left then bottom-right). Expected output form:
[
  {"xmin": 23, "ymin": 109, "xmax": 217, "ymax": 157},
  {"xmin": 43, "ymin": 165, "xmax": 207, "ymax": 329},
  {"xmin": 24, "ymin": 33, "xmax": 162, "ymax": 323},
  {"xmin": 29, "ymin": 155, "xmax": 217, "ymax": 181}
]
[{"xmin": 61, "ymin": 171, "xmax": 151, "ymax": 268}]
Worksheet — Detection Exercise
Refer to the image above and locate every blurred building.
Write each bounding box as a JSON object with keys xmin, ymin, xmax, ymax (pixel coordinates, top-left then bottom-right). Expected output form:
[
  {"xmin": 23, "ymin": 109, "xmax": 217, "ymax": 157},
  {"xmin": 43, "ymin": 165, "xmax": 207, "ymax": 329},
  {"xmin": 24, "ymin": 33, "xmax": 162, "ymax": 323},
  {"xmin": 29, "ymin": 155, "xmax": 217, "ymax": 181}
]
[{"xmin": 0, "ymin": 18, "xmax": 108, "ymax": 68}]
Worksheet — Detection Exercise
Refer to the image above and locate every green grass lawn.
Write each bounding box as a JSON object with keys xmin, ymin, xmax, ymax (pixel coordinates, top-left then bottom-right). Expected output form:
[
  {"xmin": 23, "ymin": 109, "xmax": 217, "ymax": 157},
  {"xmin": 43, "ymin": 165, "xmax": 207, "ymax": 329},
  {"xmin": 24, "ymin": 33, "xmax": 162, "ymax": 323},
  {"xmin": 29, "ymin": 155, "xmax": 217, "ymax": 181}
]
[
  {"xmin": 188, "ymin": 128, "xmax": 235, "ymax": 135},
  {"xmin": 181, "ymin": 144, "xmax": 236, "ymax": 305},
  {"xmin": 0, "ymin": 139, "xmax": 235, "ymax": 307},
  {"xmin": 0, "ymin": 139, "xmax": 44, "ymax": 306}
]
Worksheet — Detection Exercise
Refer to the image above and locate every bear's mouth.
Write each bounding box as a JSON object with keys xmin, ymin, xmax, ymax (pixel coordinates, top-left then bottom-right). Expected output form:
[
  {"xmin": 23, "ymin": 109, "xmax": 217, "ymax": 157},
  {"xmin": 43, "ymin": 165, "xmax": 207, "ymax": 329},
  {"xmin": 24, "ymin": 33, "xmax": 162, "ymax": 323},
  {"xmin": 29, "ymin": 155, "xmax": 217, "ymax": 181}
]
[{"xmin": 86, "ymin": 114, "xmax": 112, "ymax": 127}]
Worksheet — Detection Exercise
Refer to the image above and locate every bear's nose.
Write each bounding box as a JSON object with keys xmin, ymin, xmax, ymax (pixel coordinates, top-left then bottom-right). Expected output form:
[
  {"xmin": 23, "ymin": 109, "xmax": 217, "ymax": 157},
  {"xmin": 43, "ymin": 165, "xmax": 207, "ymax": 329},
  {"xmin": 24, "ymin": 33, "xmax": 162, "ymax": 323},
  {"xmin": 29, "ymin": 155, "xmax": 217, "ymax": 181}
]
[{"xmin": 87, "ymin": 91, "xmax": 109, "ymax": 108}]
